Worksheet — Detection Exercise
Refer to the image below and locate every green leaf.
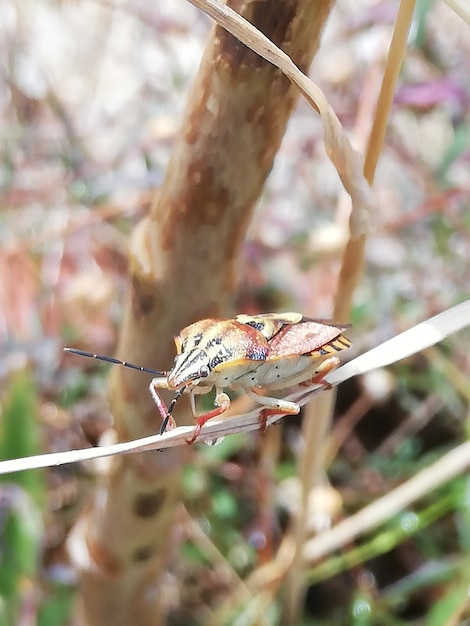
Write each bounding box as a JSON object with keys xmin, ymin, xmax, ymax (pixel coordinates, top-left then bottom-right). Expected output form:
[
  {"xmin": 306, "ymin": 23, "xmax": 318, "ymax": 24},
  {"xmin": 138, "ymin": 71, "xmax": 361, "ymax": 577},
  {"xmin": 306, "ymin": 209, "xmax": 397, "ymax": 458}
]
[
  {"xmin": 0, "ymin": 372, "xmax": 44, "ymax": 617},
  {"xmin": 0, "ymin": 371, "xmax": 43, "ymax": 496},
  {"xmin": 38, "ymin": 585, "xmax": 75, "ymax": 626},
  {"xmin": 425, "ymin": 582, "xmax": 469, "ymax": 626}
]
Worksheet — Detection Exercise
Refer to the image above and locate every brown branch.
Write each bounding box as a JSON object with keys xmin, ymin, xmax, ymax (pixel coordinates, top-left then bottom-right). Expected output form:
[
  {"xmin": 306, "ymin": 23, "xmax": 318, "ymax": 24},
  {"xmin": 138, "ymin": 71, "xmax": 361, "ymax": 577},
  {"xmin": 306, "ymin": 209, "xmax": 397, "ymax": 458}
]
[{"xmin": 67, "ymin": 2, "xmax": 336, "ymax": 624}]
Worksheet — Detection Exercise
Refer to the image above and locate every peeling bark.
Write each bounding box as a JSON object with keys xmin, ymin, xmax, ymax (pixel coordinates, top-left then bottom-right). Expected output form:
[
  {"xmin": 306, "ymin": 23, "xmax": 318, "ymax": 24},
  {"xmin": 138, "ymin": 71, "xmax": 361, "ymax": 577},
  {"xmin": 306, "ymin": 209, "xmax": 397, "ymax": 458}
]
[{"xmin": 68, "ymin": 1, "xmax": 335, "ymax": 624}]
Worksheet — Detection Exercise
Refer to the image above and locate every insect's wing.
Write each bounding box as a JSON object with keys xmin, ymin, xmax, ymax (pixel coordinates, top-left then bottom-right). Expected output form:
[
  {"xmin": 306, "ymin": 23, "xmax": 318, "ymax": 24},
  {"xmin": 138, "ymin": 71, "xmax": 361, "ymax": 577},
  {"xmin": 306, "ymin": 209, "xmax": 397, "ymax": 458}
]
[
  {"xmin": 267, "ymin": 320, "xmax": 351, "ymax": 359},
  {"xmin": 236, "ymin": 312, "xmax": 303, "ymax": 341}
]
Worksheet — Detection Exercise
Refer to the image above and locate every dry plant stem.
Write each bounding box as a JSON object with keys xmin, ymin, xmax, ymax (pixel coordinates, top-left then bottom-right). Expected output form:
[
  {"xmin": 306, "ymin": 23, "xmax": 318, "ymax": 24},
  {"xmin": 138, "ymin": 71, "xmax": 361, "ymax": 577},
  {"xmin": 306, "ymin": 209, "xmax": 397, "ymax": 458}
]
[
  {"xmin": 443, "ymin": 0, "xmax": 470, "ymax": 24},
  {"xmin": 283, "ymin": 159, "xmax": 367, "ymax": 626},
  {"xmin": 363, "ymin": 0, "xmax": 417, "ymax": 183},
  {"xmin": 188, "ymin": 0, "xmax": 373, "ymax": 237},
  {"xmin": 210, "ymin": 536, "xmax": 297, "ymax": 626},
  {"xmin": 256, "ymin": 426, "xmax": 282, "ymax": 567},
  {"xmin": 303, "ymin": 438, "xmax": 470, "ymax": 562},
  {"xmin": 424, "ymin": 346, "xmax": 470, "ymax": 403},
  {"xmin": 375, "ymin": 393, "xmax": 444, "ymax": 457},
  {"xmin": 67, "ymin": 2, "xmax": 335, "ymax": 625},
  {"xmin": 182, "ymin": 509, "xmax": 272, "ymax": 626},
  {"xmin": 283, "ymin": 390, "xmax": 337, "ymax": 622},
  {"xmin": 326, "ymin": 391, "xmax": 375, "ymax": 464},
  {"xmin": 284, "ymin": 2, "xmax": 416, "ymax": 622}
]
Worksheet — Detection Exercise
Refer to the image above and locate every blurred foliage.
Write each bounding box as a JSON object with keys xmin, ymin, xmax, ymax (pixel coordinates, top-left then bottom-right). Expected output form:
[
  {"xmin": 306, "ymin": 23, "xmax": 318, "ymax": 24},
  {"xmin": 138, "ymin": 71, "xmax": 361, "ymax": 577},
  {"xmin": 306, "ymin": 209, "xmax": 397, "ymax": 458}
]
[
  {"xmin": 0, "ymin": 373, "xmax": 43, "ymax": 625},
  {"xmin": 0, "ymin": 374, "xmax": 75, "ymax": 625},
  {"xmin": 0, "ymin": 0, "xmax": 469, "ymax": 623}
]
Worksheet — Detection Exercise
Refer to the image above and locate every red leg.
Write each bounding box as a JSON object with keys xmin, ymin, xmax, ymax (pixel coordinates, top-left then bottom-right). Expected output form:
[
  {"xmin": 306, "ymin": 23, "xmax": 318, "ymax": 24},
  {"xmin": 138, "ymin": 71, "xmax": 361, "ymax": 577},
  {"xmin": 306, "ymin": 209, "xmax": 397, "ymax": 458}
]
[
  {"xmin": 185, "ymin": 405, "xmax": 227, "ymax": 445},
  {"xmin": 186, "ymin": 392, "xmax": 231, "ymax": 444},
  {"xmin": 258, "ymin": 407, "xmax": 288, "ymax": 433},
  {"xmin": 299, "ymin": 376, "xmax": 332, "ymax": 390},
  {"xmin": 246, "ymin": 389, "xmax": 301, "ymax": 435},
  {"xmin": 149, "ymin": 378, "xmax": 177, "ymax": 433},
  {"xmin": 299, "ymin": 357, "xmax": 339, "ymax": 390}
]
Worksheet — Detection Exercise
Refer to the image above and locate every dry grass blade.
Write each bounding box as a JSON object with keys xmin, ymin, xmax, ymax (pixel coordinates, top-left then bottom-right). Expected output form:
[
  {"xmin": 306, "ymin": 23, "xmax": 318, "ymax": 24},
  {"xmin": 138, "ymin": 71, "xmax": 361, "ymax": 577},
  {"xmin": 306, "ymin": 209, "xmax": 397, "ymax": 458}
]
[
  {"xmin": 0, "ymin": 300, "xmax": 468, "ymax": 476},
  {"xmin": 327, "ymin": 298, "xmax": 470, "ymax": 385},
  {"xmin": 363, "ymin": 0, "xmax": 416, "ymax": 184},
  {"xmin": 442, "ymin": 0, "xmax": 470, "ymax": 24},
  {"xmin": 181, "ymin": 507, "xmax": 273, "ymax": 626},
  {"xmin": 303, "ymin": 438, "xmax": 470, "ymax": 563},
  {"xmin": 187, "ymin": 0, "xmax": 373, "ymax": 237},
  {"xmin": 286, "ymin": 2, "xmax": 416, "ymax": 619}
]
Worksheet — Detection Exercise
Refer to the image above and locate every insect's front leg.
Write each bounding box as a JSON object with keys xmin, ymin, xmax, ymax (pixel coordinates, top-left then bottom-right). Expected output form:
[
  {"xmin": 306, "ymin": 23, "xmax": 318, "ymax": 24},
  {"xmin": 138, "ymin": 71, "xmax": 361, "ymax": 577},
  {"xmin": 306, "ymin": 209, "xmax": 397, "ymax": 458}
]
[
  {"xmin": 246, "ymin": 388, "xmax": 301, "ymax": 433},
  {"xmin": 186, "ymin": 389, "xmax": 231, "ymax": 445},
  {"xmin": 149, "ymin": 377, "xmax": 178, "ymax": 433}
]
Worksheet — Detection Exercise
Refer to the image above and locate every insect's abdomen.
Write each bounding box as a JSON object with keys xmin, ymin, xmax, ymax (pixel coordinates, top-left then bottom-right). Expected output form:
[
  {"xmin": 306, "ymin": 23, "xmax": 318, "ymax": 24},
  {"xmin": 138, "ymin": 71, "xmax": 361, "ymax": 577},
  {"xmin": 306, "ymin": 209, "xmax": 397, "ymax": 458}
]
[
  {"xmin": 307, "ymin": 333, "xmax": 351, "ymax": 359},
  {"xmin": 242, "ymin": 355, "xmax": 306, "ymax": 389}
]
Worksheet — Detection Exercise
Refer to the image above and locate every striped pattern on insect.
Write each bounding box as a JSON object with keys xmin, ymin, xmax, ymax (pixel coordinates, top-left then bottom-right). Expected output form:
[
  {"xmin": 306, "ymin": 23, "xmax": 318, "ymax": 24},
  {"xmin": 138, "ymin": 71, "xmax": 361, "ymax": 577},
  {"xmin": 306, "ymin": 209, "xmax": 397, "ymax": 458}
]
[{"xmin": 64, "ymin": 312, "xmax": 351, "ymax": 444}]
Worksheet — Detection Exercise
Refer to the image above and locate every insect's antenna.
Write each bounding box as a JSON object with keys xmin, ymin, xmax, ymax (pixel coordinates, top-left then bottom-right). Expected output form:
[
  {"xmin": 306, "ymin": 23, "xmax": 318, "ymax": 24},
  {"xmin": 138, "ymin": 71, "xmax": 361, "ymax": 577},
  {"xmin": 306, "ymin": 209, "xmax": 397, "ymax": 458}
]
[
  {"xmin": 63, "ymin": 348, "xmax": 167, "ymax": 376},
  {"xmin": 159, "ymin": 386, "xmax": 186, "ymax": 435}
]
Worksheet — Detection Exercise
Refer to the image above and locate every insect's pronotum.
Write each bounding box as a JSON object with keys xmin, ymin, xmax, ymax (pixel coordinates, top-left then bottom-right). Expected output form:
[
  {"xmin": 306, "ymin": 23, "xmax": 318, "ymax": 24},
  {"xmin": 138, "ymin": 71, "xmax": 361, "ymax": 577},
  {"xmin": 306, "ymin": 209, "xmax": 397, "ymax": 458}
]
[{"xmin": 64, "ymin": 313, "xmax": 351, "ymax": 444}]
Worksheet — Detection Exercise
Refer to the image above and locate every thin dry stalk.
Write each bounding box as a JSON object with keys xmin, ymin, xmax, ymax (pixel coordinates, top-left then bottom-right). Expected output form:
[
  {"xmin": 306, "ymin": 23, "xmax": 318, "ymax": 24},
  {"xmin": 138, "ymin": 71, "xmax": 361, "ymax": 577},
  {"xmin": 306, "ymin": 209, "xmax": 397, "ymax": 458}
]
[
  {"xmin": 375, "ymin": 393, "xmax": 444, "ymax": 457},
  {"xmin": 442, "ymin": 0, "xmax": 470, "ymax": 24},
  {"xmin": 424, "ymin": 346, "xmax": 470, "ymax": 403},
  {"xmin": 283, "ymin": 1, "xmax": 417, "ymax": 621},
  {"xmin": 181, "ymin": 508, "xmax": 273, "ymax": 626},
  {"xmin": 326, "ymin": 391, "xmax": 376, "ymax": 463},
  {"xmin": 303, "ymin": 438, "xmax": 470, "ymax": 563}
]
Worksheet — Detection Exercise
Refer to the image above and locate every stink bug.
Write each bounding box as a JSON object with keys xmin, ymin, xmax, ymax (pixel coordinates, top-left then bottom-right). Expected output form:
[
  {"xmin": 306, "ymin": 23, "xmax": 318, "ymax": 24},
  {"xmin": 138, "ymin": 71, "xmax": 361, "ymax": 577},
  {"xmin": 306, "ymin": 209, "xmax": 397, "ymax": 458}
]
[{"xmin": 64, "ymin": 313, "xmax": 351, "ymax": 444}]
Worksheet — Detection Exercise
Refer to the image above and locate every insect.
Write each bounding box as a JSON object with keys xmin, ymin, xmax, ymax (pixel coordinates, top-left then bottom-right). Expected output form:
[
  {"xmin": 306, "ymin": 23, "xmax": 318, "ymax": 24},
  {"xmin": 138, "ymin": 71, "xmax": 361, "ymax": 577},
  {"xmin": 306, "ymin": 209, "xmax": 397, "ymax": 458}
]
[{"xmin": 64, "ymin": 313, "xmax": 351, "ymax": 444}]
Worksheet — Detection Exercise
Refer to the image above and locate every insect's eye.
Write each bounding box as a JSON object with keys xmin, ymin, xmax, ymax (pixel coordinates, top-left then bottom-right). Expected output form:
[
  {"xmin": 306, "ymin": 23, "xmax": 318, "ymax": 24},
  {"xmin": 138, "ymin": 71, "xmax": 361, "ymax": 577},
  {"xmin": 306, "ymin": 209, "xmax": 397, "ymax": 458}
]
[{"xmin": 198, "ymin": 365, "xmax": 210, "ymax": 379}]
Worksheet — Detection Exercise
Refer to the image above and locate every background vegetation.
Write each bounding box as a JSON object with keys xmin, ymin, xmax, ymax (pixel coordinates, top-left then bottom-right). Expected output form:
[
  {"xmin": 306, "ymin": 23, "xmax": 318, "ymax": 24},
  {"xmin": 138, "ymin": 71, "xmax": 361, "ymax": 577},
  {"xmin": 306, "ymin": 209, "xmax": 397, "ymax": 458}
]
[{"xmin": 0, "ymin": 0, "xmax": 469, "ymax": 624}]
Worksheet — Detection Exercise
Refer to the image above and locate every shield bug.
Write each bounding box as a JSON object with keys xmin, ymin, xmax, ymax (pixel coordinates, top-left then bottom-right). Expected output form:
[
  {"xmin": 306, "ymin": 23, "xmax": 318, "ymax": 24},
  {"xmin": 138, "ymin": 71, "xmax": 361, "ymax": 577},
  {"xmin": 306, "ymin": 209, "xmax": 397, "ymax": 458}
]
[{"xmin": 64, "ymin": 313, "xmax": 351, "ymax": 444}]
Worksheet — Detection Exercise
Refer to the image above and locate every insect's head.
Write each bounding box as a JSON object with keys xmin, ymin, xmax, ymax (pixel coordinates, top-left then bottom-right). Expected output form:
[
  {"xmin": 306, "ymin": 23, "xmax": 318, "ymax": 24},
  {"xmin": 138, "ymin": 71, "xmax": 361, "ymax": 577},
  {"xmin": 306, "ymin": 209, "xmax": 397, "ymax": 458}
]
[
  {"xmin": 167, "ymin": 318, "xmax": 219, "ymax": 390},
  {"xmin": 167, "ymin": 349, "xmax": 211, "ymax": 389}
]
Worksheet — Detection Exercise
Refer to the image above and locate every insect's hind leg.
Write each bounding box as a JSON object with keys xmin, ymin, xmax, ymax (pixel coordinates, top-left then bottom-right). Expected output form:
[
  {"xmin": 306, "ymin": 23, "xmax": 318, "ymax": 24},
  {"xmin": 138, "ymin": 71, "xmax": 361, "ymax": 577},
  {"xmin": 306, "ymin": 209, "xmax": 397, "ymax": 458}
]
[
  {"xmin": 246, "ymin": 389, "xmax": 300, "ymax": 433},
  {"xmin": 299, "ymin": 356, "xmax": 340, "ymax": 389}
]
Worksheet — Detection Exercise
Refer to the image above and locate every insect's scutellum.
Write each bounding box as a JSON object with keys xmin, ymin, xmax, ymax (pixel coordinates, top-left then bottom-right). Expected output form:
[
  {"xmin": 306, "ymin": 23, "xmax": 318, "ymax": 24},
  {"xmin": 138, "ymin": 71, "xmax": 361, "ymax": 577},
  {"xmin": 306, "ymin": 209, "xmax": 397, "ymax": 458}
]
[{"xmin": 64, "ymin": 313, "xmax": 352, "ymax": 444}]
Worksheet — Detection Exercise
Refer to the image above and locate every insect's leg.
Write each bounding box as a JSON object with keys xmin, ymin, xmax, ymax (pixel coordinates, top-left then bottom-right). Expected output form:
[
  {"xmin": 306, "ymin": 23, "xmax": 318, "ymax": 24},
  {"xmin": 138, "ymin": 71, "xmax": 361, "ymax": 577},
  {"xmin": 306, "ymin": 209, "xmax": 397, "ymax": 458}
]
[
  {"xmin": 300, "ymin": 356, "xmax": 340, "ymax": 389},
  {"xmin": 149, "ymin": 377, "xmax": 178, "ymax": 433},
  {"xmin": 247, "ymin": 389, "xmax": 301, "ymax": 414},
  {"xmin": 189, "ymin": 391, "xmax": 197, "ymax": 417},
  {"xmin": 186, "ymin": 391, "xmax": 231, "ymax": 445},
  {"xmin": 246, "ymin": 389, "xmax": 300, "ymax": 433}
]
